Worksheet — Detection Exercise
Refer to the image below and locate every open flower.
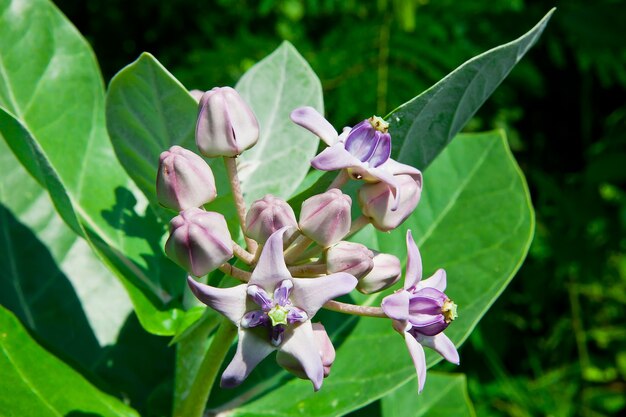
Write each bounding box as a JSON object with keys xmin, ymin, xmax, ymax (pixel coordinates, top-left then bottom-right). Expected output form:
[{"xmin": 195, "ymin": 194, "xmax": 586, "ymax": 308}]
[
  {"xmin": 290, "ymin": 107, "xmax": 421, "ymax": 209},
  {"xmin": 187, "ymin": 227, "xmax": 357, "ymax": 390},
  {"xmin": 381, "ymin": 230, "xmax": 459, "ymax": 393}
]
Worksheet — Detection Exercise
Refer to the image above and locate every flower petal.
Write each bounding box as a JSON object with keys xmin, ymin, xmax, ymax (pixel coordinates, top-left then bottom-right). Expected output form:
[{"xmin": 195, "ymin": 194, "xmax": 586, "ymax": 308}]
[
  {"xmin": 290, "ymin": 273, "xmax": 357, "ymax": 317},
  {"xmin": 417, "ymin": 269, "xmax": 447, "ymax": 292},
  {"xmin": 277, "ymin": 321, "xmax": 325, "ymax": 390},
  {"xmin": 290, "ymin": 106, "xmax": 338, "ymax": 146},
  {"xmin": 404, "ymin": 231, "xmax": 423, "ymax": 289},
  {"xmin": 187, "ymin": 276, "xmax": 247, "ymax": 324},
  {"xmin": 364, "ymin": 167, "xmax": 402, "ymax": 211},
  {"xmin": 418, "ymin": 332, "xmax": 460, "ymax": 365},
  {"xmin": 380, "ymin": 159, "xmax": 423, "ymax": 183},
  {"xmin": 368, "ymin": 133, "xmax": 391, "ymax": 167},
  {"xmin": 240, "ymin": 310, "xmax": 268, "ymax": 328},
  {"xmin": 249, "ymin": 227, "xmax": 292, "ymax": 289},
  {"xmin": 381, "ymin": 291, "xmax": 410, "ymax": 321},
  {"xmin": 345, "ymin": 121, "xmax": 377, "ymax": 162},
  {"xmin": 404, "ymin": 332, "xmax": 427, "ymax": 393},
  {"xmin": 311, "ymin": 143, "xmax": 363, "ymax": 172},
  {"xmin": 221, "ymin": 328, "xmax": 275, "ymax": 388},
  {"xmin": 274, "ymin": 279, "xmax": 294, "ymax": 306}
]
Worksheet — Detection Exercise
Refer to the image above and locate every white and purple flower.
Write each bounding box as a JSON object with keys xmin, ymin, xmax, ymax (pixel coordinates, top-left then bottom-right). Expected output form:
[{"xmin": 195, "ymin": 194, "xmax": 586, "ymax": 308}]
[
  {"xmin": 381, "ymin": 230, "xmax": 459, "ymax": 393},
  {"xmin": 290, "ymin": 106, "xmax": 422, "ymax": 210},
  {"xmin": 187, "ymin": 227, "xmax": 357, "ymax": 390}
]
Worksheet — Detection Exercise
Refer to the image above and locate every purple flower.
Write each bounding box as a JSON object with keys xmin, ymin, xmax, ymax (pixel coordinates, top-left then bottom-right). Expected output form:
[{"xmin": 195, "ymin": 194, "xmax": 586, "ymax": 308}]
[
  {"xmin": 290, "ymin": 107, "xmax": 422, "ymax": 210},
  {"xmin": 187, "ymin": 227, "xmax": 357, "ymax": 390},
  {"xmin": 381, "ymin": 231, "xmax": 459, "ymax": 393}
]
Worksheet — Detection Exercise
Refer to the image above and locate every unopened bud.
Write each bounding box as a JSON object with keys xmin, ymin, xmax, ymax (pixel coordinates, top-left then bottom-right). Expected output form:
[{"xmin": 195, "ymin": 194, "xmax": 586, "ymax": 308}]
[
  {"xmin": 358, "ymin": 174, "xmax": 422, "ymax": 232},
  {"xmin": 245, "ymin": 195, "xmax": 298, "ymax": 244},
  {"xmin": 299, "ymin": 189, "xmax": 352, "ymax": 247},
  {"xmin": 357, "ymin": 252, "xmax": 401, "ymax": 294},
  {"xmin": 156, "ymin": 146, "xmax": 217, "ymax": 211},
  {"xmin": 195, "ymin": 87, "xmax": 260, "ymax": 157},
  {"xmin": 165, "ymin": 208, "xmax": 233, "ymax": 276},
  {"xmin": 276, "ymin": 323, "xmax": 336, "ymax": 379},
  {"xmin": 326, "ymin": 241, "xmax": 374, "ymax": 279}
]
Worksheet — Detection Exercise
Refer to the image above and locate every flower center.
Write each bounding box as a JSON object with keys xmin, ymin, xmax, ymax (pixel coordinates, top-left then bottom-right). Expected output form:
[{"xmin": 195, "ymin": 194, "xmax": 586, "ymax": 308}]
[
  {"xmin": 268, "ymin": 304, "xmax": 290, "ymax": 326},
  {"xmin": 368, "ymin": 115, "xmax": 389, "ymax": 133},
  {"xmin": 442, "ymin": 299, "xmax": 458, "ymax": 323}
]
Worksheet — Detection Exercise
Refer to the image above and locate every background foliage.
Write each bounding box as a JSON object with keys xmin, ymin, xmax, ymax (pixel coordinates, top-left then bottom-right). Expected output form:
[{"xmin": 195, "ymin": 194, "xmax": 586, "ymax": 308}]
[{"xmin": 1, "ymin": 0, "xmax": 625, "ymax": 415}]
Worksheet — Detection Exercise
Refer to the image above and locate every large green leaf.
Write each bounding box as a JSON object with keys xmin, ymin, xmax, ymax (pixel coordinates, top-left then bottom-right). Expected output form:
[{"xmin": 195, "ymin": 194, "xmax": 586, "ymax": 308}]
[
  {"xmin": 236, "ymin": 41, "xmax": 323, "ymax": 205},
  {"xmin": 0, "ymin": 306, "xmax": 140, "ymax": 417},
  {"xmin": 0, "ymin": 0, "xmax": 183, "ymax": 334},
  {"xmin": 220, "ymin": 131, "xmax": 533, "ymax": 416},
  {"xmin": 0, "ymin": 139, "xmax": 132, "ymax": 367},
  {"xmin": 106, "ymin": 52, "xmax": 203, "ymax": 206},
  {"xmin": 388, "ymin": 9, "xmax": 554, "ymax": 169},
  {"xmin": 381, "ymin": 373, "xmax": 476, "ymax": 417}
]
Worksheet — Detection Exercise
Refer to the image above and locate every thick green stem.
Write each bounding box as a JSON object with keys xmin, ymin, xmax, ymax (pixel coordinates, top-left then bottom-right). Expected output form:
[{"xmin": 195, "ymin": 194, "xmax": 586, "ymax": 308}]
[{"xmin": 173, "ymin": 319, "xmax": 237, "ymax": 417}]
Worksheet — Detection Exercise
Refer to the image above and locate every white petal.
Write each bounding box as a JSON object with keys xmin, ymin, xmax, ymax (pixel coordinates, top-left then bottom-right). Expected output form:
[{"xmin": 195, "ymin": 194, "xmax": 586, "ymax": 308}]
[
  {"xmin": 291, "ymin": 273, "xmax": 357, "ymax": 317},
  {"xmin": 290, "ymin": 106, "xmax": 338, "ymax": 146},
  {"xmin": 404, "ymin": 332, "xmax": 427, "ymax": 393},
  {"xmin": 187, "ymin": 276, "xmax": 247, "ymax": 324},
  {"xmin": 418, "ymin": 332, "xmax": 459, "ymax": 365},
  {"xmin": 221, "ymin": 328, "xmax": 275, "ymax": 388},
  {"xmin": 417, "ymin": 269, "xmax": 447, "ymax": 292},
  {"xmin": 404, "ymin": 231, "xmax": 423, "ymax": 289},
  {"xmin": 278, "ymin": 321, "xmax": 324, "ymax": 390},
  {"xmin": 249, "ymin": 227, "xmax": 292, "ymax": 289}
]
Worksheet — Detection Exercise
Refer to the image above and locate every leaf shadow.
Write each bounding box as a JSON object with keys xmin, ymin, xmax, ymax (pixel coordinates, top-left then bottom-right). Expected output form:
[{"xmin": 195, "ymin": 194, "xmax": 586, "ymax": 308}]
[
  {"xmin": 101, "ymin": 186, "xmax": 184, "ymax": 303},
  {"xmin": 0, "ymin": 203, "xmax": 102, "ymax": 367}
]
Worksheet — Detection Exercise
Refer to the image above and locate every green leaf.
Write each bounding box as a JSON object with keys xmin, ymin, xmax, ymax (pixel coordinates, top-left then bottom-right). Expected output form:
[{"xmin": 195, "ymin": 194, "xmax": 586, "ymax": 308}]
[
  {"xmin": 0, "ymin": 138, "xmax": 132, "ymax": 367},
  {"xmin": 381, "ymin": 373, "xmax": 476, "ymax": 417},
  {"xmin": 0, "ymin": 0, "xmax": 183, "ymax": 335},
  {"xmin": 236, "ymin": 41, "xmax": 323, "ymax": 205},
  {"xmin": 106, "ymin": 52, "xmax": 202, "ymax": 205},
  {"xmin": 0, "ymin": 305, "xmax": 140, "ymax": 417},
  {"xmin": 388, "ymin": 9, "xmax": 554, "ymax": 169},
  {"xmin": 223, "ymin": 130, "xmax": 533, "ymax": 416}
]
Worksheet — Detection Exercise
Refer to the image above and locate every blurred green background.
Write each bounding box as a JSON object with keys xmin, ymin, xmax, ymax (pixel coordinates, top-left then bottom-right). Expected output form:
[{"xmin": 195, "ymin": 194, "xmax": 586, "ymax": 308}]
[{"xmin": 53, "ymin": 0, "xmax": 626, "ymax": 415}]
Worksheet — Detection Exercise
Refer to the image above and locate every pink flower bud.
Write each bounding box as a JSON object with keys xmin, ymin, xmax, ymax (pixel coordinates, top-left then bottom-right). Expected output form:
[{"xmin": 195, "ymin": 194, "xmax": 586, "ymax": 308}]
[
  {"xmin": 299, "ymin": 189, "xmax": 352, "ymax": 247},
  {"xmin": 245, "ymin": 195, "xmax": 298, "ymax": 244},
  {"xmin": 156, "ymin": 146, "xmax": 217, "ymax": 211},
  {"xmin": 358, "ymin": 174, "xmax": 422, "ymax": 232},
  {"xmin": 276, "ymin": 323, "xmax": 336, "ymax": 379},
  {"xmin": 195, "ymin": 87, "xmax": 260, "ymax": 157},
  {"xmin": 326, "ymin": 241, "xmax": 374, "ymax": 279},
  {"xmin": 165, "ymin": 208, "xmax": 233, "ymax": 276},
  {"xmin": 357, "ymin": 252, "xmax": 401, "ymax": 294}
]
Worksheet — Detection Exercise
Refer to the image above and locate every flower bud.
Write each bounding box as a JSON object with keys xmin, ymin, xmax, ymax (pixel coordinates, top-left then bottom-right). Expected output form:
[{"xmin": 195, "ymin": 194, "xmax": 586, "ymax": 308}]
[
  {"xmin": 245, "ymin": 195, "xmax": 298, "ymax": 244},
  {"xmin": 326, "ymin": 241, "xmax": 374, "ymax": 279},
  {"xmin": 357, "ymin": 252, "xmax": 401, "ymax": 294},
  {"xmin": 195, "ymin": 87, "xmax": 260, "ymax": 157},
  {"xmin": 358, "ymin": 174, "xmax": 422, "ymax": 232},
  {"xmin": 276, "ymin": 323, "xmax": 336, "ymax": 379},
  {"xmin": 299, "ymin": 189, "xmax": 352, "ymax": 247},
  {"xmin": 165, "ymin": 208, "xmax": 233, "ymax": 276},
  {"xmin": 156, "ymin": 146, "xmax": 217, "ymax": 211}
]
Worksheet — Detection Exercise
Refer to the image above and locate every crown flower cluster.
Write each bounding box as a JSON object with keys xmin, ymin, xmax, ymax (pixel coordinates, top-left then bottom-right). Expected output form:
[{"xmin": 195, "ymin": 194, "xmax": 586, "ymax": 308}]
[{"xmin": 155, "ymin": 86, "xmax": 458, "ymax": 392}]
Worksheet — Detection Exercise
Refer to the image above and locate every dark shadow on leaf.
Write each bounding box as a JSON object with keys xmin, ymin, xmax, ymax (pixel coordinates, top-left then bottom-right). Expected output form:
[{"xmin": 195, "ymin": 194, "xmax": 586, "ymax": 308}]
[
  {"xmin": 95, "ymin": 312, "xmax": 174, "ymax": 415},
  {"xmin": 0, "ymin": 203, "xmax": 102, "ymax": 367},
  {"xmin": 101, "ymin": 186, "xmax": 184, "ymax": 303}
]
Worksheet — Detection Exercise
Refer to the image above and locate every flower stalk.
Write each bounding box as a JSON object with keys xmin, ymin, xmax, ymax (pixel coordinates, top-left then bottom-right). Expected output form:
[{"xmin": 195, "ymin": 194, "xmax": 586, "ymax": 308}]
[
  {"xmin": 223, "ymin": 156, "xmax": 258, "ymax": 253},
  {"xmin": 218, "ymin": 263, "xmax": 252, "ymax": 282},
  {"xmin": 323, "ymin": 300, "xmax": 388, "ymax": 318}
]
